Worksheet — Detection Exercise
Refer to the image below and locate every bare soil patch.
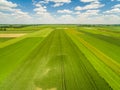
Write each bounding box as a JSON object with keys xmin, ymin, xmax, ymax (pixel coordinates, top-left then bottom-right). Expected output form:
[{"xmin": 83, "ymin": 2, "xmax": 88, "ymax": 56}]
[{"xmin": 0, "ymin": 34, "xmax": 26, "ymax": 38}]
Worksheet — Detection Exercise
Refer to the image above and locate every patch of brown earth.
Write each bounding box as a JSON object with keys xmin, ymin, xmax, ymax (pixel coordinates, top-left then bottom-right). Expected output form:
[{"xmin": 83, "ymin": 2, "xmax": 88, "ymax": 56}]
[{"xmin": 0, "ymin": 34, "xmax": 26, "ymax": 38}]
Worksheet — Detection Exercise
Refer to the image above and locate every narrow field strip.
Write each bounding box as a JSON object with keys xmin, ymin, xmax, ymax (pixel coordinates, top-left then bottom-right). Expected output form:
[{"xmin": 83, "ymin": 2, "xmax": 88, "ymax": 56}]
[
  {"xmin": 0, "ymin": 29, "xmax": 53, "ymax": 48},
  {"xmin": 0, "ymin": 29, "xmax": 54, "ymax": 85},
  {"xmin": 0, "ymin": 34, "xmax": 26, "ymax": 38},
  {"xmin": 78, "ymin": 27, "xmax": 120, "ymax": 38},
  {"xmin": 77, "ymin": 29, "xmax": 120, "ymax": 63},
  {"xmin": 67, "ymin": 30, "xmax": 120, "ymax": 75},
  {"xmin": 66, "ymin": 29, "xmax": 120, "ymax": 90},
  {"xmin": 58, "ymin": 30, "xmax": 111, "ymax": 90},
  {"xmin": 0, "ymin": 30, "xmax": 57, "ymax": 90},
  {"xmin": 0, "ymin": 37, "xmax": 45, "ymax": 84},
  {"xmin": 0, "ymin": 38, "xmax": 13, "ymax": 43},
  {"xmin": 78, "ymin": 30, "xmax": 120, "ymax": 48}
]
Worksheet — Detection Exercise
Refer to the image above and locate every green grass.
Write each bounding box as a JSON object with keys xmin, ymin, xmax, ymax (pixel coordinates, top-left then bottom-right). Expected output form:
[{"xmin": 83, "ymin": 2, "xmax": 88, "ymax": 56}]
[
  {"xmin": 0, "ymin": 38, "xmax": 13, "ymax": 43},
  {"xmin": 0, "ymin": 25, "xmax": 120, "ymax": 90},
  {"xmin": 66, "ymin": 29, "xmax": 120, "ymax": 90},
  {"xmin": 77, "ymin": 28, "xmax": 120, "ymax": 64}
]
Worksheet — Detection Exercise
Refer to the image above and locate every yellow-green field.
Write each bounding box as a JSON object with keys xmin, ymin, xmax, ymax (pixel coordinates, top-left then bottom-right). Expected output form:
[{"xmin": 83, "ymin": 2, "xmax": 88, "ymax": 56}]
[{"xmin": 0, "ymin": 25, "xmax": 120, "ymax": 90}]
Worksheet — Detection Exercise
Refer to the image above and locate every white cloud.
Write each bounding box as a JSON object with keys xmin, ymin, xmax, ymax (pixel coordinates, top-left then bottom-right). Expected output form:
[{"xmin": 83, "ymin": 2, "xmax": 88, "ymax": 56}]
[
  {"xmin": 0, "ymin": 11, "xmax": 32, "ymax": 24},
  {"xmin": 56, "ymin": 14, "xmax": 76, "ymax": 24},
  {"xmin": 12, "ymin": 9, "xmax": 31, "ymax": 19},
  {"xmin": 83, "ymin": 10, "xmax": 100, "ymax": 16},
  {"xmin": 57, "ymin": 9, "xmax": 72, "ymax": 14},
  {"xmin": 104, "ymin": 4, "xmax": 120, "ymax": 14},
  {"xmin": 0, "ymin": 0, "xmax": 17, "ymax": 7},
  {"xmin": 33, "ymin": 3, "xmax": 52, "ymax": 17},
  {"xmin": 34, "ymin": 4, "xmax": 47, "ymax": 14},
  {"xmin": 98, "ymin": 15, "xmax": 120, "ymax": 24},
  {"xmin": 52, "ymin": 3, "xmax": 64, "ymax": 7},
  {"xmin": 33, "ymin": 3, "xmax": 57, "ymax": 24},
  {"xmin": 0, "ymin": 0, "xmax": 32, "ymax": 24},
  {"xmin": 57, "ymin": 14, "xmax": 120, "ymax": 24},
  {"xmin": 0, "ymin": 0, "xmax": 17, "ymax": 11},
  {"xmin": 75, "ymin": 6, "xmax": 82, "ymax": 11},
  {"xmin": 42, "ymin": 0, "xmax": 71, "ymax": 7},
  {"xmin": 113, "ymin": 4, "xmax": 120, "ymax": 8},
  {"xmin": 80, "ymin": 0, "xmax": 98, "ymax": 3},
  {"xmin": 75, "ymin": 1, "xmax": 104, "ymax": 10},
  {"xmin": 105, "ymin": 8, "xmax": 120, "ymax": 14},
  {"xmin": 75, "ymin": 14, "xmax": 120, "ymax": 24},
  {"xmin": 74, "ymin": 9, "xmax": 100, "ymax": 18},
  {"xmin": 74, "ymin": 11, "xmax": 81, "ymax": 15},
  {"xmin": 46, "ymin": 0, "xmax": 71, "ymax": 3}
]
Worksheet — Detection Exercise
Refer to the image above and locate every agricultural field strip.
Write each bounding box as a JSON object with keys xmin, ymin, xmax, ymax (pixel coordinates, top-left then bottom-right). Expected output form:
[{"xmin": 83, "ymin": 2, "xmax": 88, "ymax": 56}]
[
  {"xmin": 0, "ymin": 29, "xmax": 111, "ymax": 90},
  {"xmin": 42, "ymin": 30, "xmax": 109, "ymax": 90},
  {"xmin": 0, "ymin": 30, "xmax": 59, "ymax": 90},
  {"xmin": 0, "ymin": 38, "xmax": 43, "ymax": 84},
  {"xmin": 77, "ymin": 28, "xmax": 120, "ymax": 47},
  {"xmin": 0, "ymin": 28, "xmax": 53, "ymax": 48},
  {"xmin": 5, "ymin": 26, "xmax": 49, "ymax": 31},
  {"xmin": 0, "ymin": 38, "xmax": 13, "ymax": 43},
  {"xmin": 0, "ymin": 34, "xmax": 26, "ymax": 38},
  {"xmin": 34, "ymin": 30, "xmax": 111, "ymax": 90},
  {"xmin": 66, "ymin": 29, "xmax": 120, "ymax": 75},
  {"xmin": 0, "ymin": 31, "xmax": 34, "ymax": 34},
  {"xmin": 65, "ymin": 29, "xmax": 120, "ymax": 90},
  {"xmin": 77, "ymin": 29, "xmax": 120, "ymax": 64},
  {"xmin": 78, "ymin": 27, "xmax": 120, "ymax": 38},
  {"xmin": 55, "ymin": 30, "xmax": 111, "ymax": 90},
  {"xmin": 0, "ymin": 29, "xmax": 54, "ymax": 85}
]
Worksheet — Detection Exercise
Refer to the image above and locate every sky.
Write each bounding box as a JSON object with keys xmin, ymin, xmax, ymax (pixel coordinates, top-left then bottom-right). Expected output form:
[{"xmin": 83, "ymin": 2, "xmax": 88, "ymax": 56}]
[{"xmin": 0, "ymin": 0, "xmax": 120, "ymax": 24}]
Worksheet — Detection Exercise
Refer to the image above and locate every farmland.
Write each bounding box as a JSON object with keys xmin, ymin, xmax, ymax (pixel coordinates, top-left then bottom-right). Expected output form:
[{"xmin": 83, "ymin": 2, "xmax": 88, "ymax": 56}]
[{"xmin": 0, "ymin": 25, "xmax": 120, "ymax": 90}]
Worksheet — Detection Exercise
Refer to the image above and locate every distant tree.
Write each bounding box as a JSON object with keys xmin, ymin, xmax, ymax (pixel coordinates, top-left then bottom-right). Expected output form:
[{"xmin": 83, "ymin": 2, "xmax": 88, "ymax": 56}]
[
  {"xmin": 3, "ymin": 28, "xmax": 6, "ymax": 31},
  {"xmin": 0, "ymin": 28, "xmax": 1, "ymax": 30}
]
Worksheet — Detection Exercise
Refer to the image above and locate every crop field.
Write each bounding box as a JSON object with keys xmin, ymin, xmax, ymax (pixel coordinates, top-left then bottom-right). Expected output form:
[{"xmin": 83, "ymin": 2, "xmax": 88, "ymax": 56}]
[{"xmin": 0, "ymin": 25, "xmax": 120, "ymax": 90}]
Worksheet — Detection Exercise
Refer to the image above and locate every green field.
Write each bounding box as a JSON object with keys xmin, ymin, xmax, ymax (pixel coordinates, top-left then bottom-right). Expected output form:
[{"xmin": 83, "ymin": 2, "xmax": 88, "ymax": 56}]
[{"xmin": 0, "ymin": 25, "xmax": 120, "ymax": 90}]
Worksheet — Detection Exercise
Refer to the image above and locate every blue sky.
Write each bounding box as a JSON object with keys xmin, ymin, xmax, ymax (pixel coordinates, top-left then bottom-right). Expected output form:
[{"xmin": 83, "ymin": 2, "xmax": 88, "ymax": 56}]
[{"xmin": 0, "ymin": 0, "xmax": 120, "ymax": 24}]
